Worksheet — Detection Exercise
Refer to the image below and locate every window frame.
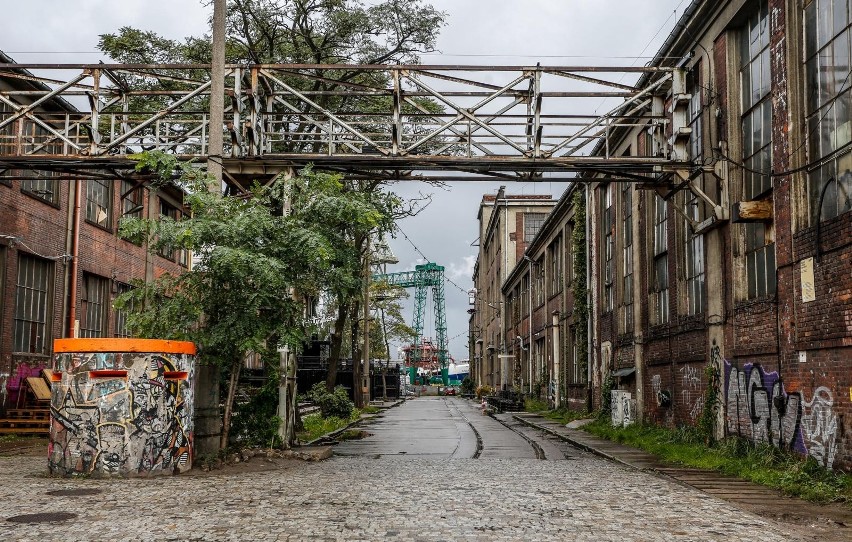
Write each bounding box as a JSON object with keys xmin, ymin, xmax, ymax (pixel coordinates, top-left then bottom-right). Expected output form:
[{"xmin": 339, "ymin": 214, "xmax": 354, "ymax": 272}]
[
  {"xmin": 113, "ymin": 282, "xmax": 135, "ymax": 338},
  {"xmin": 740, "ymin": 0, "xmax": 773, "ymax": 201},
  {"xmin": 524, "ymin": 213, "xmax": 547, "ymax": 243},
  {"xmin": 85, "ymin": 179, "xmax": 114, "ymax": 230},
  {"xmin": 652, "ymin": 195, "xmax": 669, "ymax": 325},
  {"xmin": 803, "ymin": 0, "xmax": 852, "ymax": 222},
  {"xmin": 601, "ymin": 184, "xmax": 614, "ymax": 313},
  {"xmin": 80, "ymin": 272, "xmax": 111, "ymax": 339},
  {"xmin": 12, "ymin": 253, "xmax": 54, "ymax": 355},
  {"xmin": 621, "ymin": 184, "xmax": 634, "ymax": 331}
]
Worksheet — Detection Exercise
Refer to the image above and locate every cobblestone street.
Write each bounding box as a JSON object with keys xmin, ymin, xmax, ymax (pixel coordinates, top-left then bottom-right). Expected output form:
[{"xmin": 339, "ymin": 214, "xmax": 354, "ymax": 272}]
[{"xmin": 0, "ymin": 398, "xmax": 820, "ymax": 541}]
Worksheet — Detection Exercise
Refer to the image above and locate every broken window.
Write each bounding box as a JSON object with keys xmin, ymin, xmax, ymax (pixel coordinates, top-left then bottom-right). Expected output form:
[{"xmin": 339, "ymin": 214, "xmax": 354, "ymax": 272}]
[
  {"xmin": 85, "ymin": 179, "xmax": 113, "ymax": 229},
  {"xmin": 804, "ymin": 0, "xmax": 852, "ymax": 222},
  {"xmin": 684, "ymin": 191, "xmax": 706, "ymax": 314},
  {"xmin": 524, "ymin": 213, "xmax": 547, "ymax": 243}
]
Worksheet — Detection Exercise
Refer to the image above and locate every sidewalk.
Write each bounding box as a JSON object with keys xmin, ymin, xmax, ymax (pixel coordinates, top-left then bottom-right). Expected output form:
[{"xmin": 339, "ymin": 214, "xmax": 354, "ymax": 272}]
[{"xmin": 513, "ymin": 412, "xmax": 852, "ymax": 541}]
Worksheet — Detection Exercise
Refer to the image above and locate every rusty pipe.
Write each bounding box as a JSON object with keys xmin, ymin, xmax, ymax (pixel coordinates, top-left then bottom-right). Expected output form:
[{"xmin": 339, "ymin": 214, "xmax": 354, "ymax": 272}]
[{"xmin": 67, "ymin": 177, "xmax": 81, "ymax": 338}]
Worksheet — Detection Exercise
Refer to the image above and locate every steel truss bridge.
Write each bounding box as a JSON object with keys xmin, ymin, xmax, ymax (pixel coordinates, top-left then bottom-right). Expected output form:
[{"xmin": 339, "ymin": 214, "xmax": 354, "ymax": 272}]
[{"xmin": 0, "ymin": 62, "xmax": 702, "ymax": 183}]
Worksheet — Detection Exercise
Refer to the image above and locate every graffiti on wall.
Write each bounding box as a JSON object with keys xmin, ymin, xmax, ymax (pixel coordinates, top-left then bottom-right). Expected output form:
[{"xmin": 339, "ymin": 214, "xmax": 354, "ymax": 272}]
[
  {"xmin": 679, "ymin": 365, "xmax": 703, "ymax": 422},
  {"xmin": 611, "ymin": 390, "xmax": 634, "ymax": 427},
  {"xmin": 49, "ymin": 352, "xmax": 195, "ymax": 476},
  {"xmin": 725, "ymin": 361, "xmax": 838, "ymax": 469}
]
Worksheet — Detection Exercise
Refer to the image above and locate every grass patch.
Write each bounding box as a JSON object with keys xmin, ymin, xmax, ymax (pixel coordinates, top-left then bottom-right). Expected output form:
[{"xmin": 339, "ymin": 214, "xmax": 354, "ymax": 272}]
[
  {"xmin": 361, "ymin": 405, "xmax": 381, "ymax": 415},
  {"xmin": 542, "ymin": 407, "xmax": 595, "ymax": 425},
  {"xmin": 582, "ymin": 419, "xmax": 852, "ymax": 506},
  {"xmin": 297, "ymin": 409, "xmax": 362, "ymax": 443},
  {"xmin": 524, "ymin": 397, "xmax": 550, "ymax": 412}
]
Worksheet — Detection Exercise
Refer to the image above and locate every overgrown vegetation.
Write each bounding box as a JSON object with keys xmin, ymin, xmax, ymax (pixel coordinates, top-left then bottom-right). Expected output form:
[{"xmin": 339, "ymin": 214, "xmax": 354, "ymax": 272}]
[
  {"xmin": 599, "ymin": 373, "xmax": 614, "ymax": 420},
  {"xmin": 525, "ymin": 397, "xmax": 549, "ymax": 413},
  {"xmin": 541, "ymin": 408, "xmax": 595, "ymax": 425},
  {"xmin": 570, "ymin": 187, "xmax": 588, "ymax": 378},
  {"xmin": 308, "ymin": 382, "xmax": 355, "ymax": 420},
  {"xmin": 297, "ymin": 410, "xmax": 361, "ymax": 443},
  {"xmin": 475, "ymin": 385, "xmax": 494, "ymax": 399},
  {"xmin": 583, "ymin": 420, "xmax": 852, "ymax": 505},
  {"xmin": 117, "ymin": 153, "xmax": 389, "ymax": 449},
  {"xmin": 698, "ymin": 362, "xmax": 722, "ymax": 444}
]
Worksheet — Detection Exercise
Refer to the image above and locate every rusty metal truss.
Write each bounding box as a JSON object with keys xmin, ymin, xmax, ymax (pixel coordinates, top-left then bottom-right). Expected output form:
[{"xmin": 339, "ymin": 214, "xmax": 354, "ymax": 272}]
[{"xmin": 0, "ymin": 63, "xmax": 692, "ymax": 184}]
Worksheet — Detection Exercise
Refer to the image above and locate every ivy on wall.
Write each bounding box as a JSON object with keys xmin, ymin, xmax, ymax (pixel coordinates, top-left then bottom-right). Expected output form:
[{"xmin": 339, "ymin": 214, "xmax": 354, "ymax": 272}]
[{"xmin": 571, "ymin": 186, "xmax": 589, "ymax": 378}]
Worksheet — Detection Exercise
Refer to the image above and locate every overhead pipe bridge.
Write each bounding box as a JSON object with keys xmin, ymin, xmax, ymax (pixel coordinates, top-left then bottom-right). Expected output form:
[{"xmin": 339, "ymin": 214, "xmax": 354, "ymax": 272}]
[{"xmin": 0, "ymin": 62, "xmax": 697, "ymax": 186}]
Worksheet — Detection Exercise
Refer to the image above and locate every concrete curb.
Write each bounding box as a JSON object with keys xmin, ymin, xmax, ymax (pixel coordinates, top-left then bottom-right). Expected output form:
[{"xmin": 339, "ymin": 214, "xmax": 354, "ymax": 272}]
[
  {"xmin": 511, "ymin": 414, "xmax": 644, "ymax": 471},
  {"xmin": 304, "ymin": 400, "xmax": 404, "ymax": 447}
]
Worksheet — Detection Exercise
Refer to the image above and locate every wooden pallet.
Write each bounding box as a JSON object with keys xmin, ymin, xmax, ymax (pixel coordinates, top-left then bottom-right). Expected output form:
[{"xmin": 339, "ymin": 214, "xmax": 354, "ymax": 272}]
[
  {"xmin": 0, "ymin": 407, "xmax": 50, "ymax": 436},
  {"xmin": 0, "ymin": 426, "xmax": 48, "ymax": 435}
]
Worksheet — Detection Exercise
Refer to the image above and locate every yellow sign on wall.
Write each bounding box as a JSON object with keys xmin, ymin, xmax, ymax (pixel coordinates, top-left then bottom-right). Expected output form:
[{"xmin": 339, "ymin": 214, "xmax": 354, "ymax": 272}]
[{"xmin": 800, "ymin": 257, "xmax": 816, "ymax": 303}]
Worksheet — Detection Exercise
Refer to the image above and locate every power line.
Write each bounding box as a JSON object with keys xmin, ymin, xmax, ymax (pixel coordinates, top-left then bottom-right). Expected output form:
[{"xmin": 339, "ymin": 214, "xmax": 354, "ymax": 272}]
[{"xmin": 394, "ymin": 223, "xmax": 471, "ymax": 295}]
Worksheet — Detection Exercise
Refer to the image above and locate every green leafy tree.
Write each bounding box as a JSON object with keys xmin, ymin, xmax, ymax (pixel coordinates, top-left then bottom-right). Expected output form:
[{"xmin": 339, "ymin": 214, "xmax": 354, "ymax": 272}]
[
  {"xmin": 100, "ymin": 0, "xmax": 446, "ymax": 393},
  {"xmin": 117, "ymin": 152, "xmax": 390, "ymax": 448},
  {"xmin": 369, "ymin": 280, "xmax": 415, "ymax": 399}
]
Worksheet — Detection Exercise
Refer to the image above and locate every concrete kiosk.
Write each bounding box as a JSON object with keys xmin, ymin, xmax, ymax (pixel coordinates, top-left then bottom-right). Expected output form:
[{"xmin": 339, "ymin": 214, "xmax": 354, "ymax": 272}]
[{"xmin": 48, "ymin": 338, "xmax": 197, "ymax": 476}]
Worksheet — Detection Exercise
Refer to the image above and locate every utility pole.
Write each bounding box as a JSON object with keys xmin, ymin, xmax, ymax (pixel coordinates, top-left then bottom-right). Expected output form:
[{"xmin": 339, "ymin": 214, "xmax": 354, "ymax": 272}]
[
  {"xmin": 360, "ymin": 235, "xmax": 371, "ymax": 408},
  {"xmin": 207, "ymin": 0, "xmax": 226, "ymax": 187},
  {"xmin": 195, "ymin": 0, "xmax": 226, "ymax": 456}
]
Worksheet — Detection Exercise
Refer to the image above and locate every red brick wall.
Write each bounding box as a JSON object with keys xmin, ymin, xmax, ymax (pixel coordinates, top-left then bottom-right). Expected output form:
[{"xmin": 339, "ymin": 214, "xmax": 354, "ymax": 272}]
[{"xmin": 0, "ymin": 180, "xmax": 185, "ymax": 412}]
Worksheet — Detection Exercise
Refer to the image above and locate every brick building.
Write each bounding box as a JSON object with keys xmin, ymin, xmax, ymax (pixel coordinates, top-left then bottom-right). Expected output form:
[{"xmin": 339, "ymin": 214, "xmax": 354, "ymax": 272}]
[
  {"xmin": 502, "ymin": 184, "xmax": 588, "ymax": 411},
  {"xmin": 469, "ymin": 188, "xmax": 556, "ymax": 391},
  {"xmin": 585, "ymin": 0, "xmax": 851, "ymax": 469},
  {"xmin": 0, "ymin": 51, "xmax": 188, "ymax": 412}
]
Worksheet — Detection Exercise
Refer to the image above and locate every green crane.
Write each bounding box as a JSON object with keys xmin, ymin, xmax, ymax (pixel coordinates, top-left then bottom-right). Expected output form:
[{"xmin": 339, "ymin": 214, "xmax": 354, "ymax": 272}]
[{"xmin": 373, "ymin": 262, "xmax": 448, "ymax": 385}]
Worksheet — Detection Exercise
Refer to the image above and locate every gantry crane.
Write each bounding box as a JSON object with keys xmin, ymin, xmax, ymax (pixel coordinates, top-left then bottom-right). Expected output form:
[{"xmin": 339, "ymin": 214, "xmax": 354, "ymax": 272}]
[{"xmin": 373, "ymin": 262, "xmax": 448, "ymax": 385}]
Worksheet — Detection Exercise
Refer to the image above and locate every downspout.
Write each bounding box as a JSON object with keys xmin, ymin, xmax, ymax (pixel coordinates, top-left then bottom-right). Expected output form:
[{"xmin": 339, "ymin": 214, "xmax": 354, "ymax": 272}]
[
  {"xmin": 60, "ymin": 179, "xmax": 75, "ymax": 338},
  {"xmin": 528, "ymin": 265, "xmax": 533, "ymax": 394},
  {"xmin": 67, "ymin": 178, "xmax": 82, "ymax": 338}
]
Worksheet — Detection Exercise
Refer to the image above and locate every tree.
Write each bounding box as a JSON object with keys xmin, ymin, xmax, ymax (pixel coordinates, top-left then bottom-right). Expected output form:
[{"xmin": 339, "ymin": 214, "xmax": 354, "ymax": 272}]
[
  {"xmin": 369, "ymin": 280, "xmax": 415, "ymax": 399},
  {"xmin": 100, "ymin": 0, "xmax": 446, "ymax": 400},
  {"xmin": 117, "ymin": 152, "xmax": 391, "ymax": 448}
]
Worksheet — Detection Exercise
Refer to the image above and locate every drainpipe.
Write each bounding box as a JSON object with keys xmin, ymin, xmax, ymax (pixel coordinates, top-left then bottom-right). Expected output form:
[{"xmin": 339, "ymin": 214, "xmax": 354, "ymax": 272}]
[
  {"xmin": 552, "ymin": 310, "xmax": 560, "ymax": 408},
  {"xmin": 528, "ymin": 264, "xmax": 533, "ymax": 394},
  {"xmin": 67, "ymin": 178, "xmax": 82, "ymax": 338},
  {"xmin": 61, "ymin": 180, "xmax": 75, "ymax": 338}
]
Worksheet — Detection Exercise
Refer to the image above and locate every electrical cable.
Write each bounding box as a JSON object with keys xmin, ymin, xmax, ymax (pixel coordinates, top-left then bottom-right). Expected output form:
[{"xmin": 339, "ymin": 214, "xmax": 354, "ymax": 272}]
[
  {"xmin": 394, "ymin": 223, "xmax": 471, "ymax": 296},
  {"xmin": 721, "ymin": 65, "xmax": 852, "ymax": 178}
]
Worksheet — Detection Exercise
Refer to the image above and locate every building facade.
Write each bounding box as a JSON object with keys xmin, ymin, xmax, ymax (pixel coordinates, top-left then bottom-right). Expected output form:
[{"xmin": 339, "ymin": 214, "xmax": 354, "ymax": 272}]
[
  {"xmin": 470, "ymin": 188, "xmax": 556, "ymax": 391},
  {"xmin": 502, "ymin": 184, "xmax": 588, "ymax": 411},
  {"xmin": 0, "ymin": 52, "xmax": 188, "ymax": 412},
  {"xmin": 585, "ymin": 0, "xmax": 851, "ymax": 469}
]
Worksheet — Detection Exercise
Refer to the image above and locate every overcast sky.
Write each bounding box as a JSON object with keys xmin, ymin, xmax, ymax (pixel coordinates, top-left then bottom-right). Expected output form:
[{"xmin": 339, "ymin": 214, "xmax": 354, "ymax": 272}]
[{"xmin": 2, "ymin": 0, "xmax": 686, "ymax": 360}]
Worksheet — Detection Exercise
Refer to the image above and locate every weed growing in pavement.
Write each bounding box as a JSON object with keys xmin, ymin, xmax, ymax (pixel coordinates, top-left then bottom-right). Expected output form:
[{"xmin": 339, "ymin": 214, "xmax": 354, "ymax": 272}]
[{"xmin": 582, "ymin": 419, "xmax": 852, "ymax": 505}]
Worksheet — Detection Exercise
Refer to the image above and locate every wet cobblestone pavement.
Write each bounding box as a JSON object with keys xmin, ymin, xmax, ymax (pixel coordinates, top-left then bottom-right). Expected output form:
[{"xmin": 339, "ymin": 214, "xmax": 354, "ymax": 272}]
[
  {"xmin": 0, "ymin": 454, "xmax": 808, "ymax": 542},
  {"xmin": 0, "ymin": 398, "xmax": 815, "ymax": 541}
]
